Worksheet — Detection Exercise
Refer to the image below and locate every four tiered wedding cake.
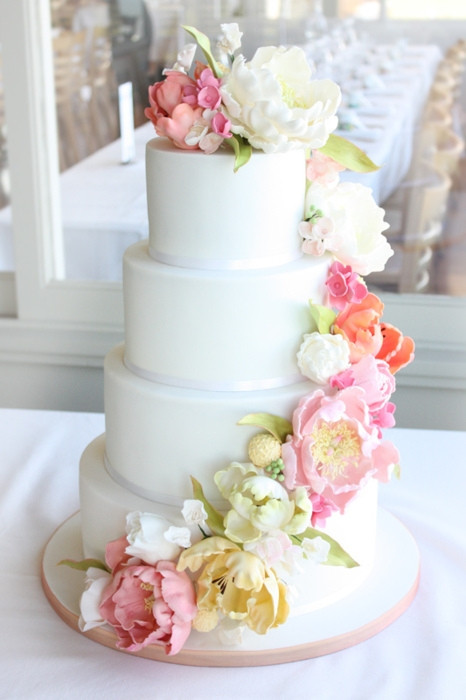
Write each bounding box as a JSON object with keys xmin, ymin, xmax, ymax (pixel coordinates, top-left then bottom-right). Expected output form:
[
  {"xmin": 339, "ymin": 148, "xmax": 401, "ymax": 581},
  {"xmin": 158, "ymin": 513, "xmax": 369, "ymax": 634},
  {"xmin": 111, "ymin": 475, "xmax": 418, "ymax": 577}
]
[{"xmin": 67, "ymin": 24, "xmax": 415, "ymax": 658}]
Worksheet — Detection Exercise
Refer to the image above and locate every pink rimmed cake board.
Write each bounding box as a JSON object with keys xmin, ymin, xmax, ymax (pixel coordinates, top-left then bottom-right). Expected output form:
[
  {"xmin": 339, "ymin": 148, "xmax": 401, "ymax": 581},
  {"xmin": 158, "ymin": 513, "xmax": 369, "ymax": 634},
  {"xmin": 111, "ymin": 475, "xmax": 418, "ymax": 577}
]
[{"xmin": 41, "ymin": 509, "xmax": 419, "ymax": 667}]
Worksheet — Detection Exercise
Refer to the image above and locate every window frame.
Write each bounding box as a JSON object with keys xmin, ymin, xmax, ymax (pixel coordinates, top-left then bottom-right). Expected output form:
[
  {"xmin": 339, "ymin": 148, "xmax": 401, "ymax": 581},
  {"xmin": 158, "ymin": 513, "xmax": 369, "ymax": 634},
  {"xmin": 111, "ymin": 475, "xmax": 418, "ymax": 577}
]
[{"xmin": 0, "ymin": 0, "xmax": 464, "ymax": 401}]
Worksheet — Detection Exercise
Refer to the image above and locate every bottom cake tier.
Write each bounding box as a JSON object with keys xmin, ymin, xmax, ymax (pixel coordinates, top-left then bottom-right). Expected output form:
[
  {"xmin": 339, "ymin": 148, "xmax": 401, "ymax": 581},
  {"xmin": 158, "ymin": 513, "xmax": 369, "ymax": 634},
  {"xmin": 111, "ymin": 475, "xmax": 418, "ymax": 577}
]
[{"xmin": 42, "ymin": 506, "xmax": 420, "ymax": 665}]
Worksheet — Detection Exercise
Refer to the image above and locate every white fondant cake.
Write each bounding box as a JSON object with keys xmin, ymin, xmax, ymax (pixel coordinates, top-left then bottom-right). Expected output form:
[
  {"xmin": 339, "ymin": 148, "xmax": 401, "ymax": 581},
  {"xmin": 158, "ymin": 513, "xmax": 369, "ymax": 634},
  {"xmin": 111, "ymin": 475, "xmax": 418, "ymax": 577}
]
[{"xmin": 71, "ymin": 25, "xmax": 414, "ymax": 657}]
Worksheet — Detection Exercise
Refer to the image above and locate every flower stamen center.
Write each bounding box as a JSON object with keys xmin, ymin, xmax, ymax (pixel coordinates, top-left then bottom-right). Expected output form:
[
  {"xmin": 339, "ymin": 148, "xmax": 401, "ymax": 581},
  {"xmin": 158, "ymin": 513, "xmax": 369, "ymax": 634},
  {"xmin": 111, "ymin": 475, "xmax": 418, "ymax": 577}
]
[{"xmin": 311, "ymin": 420, "xmax": 361, "ymax": 480}]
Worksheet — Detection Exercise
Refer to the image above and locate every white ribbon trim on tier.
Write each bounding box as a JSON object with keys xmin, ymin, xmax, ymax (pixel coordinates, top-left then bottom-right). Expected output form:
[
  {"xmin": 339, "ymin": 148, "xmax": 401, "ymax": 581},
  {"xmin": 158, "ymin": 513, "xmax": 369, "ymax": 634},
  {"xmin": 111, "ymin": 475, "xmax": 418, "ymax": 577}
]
[
  {"xmin": 149, "ymin": 246, "xmax": 302, "ymax": 270},
  {"xmin": 104, "ymin": 450, "xmax": 225, "ymax": 509},
  {"xmin": 124, "ymin": 357, "xmax": 306, "ymax": 392}
]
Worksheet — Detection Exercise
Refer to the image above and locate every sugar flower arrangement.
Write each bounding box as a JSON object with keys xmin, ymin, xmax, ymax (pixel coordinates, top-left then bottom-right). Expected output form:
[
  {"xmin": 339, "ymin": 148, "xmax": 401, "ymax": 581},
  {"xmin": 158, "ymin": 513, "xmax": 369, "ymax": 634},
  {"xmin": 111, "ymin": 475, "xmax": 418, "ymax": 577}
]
[
  {"xmin": 145, "ymin": 23, "xmax": 375, "ymax": 172},
  {"xmin": 61, "ymin": 269, "xmax": 414, "ymax": 656}
]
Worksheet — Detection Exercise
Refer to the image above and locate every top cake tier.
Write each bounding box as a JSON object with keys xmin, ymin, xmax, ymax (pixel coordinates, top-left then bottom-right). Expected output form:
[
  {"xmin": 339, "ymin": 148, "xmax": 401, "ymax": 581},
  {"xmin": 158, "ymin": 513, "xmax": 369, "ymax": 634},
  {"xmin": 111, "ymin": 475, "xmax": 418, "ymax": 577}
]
[{"xmin": 146, "ymin": 138, "xmax": 306, "ymax": 270}]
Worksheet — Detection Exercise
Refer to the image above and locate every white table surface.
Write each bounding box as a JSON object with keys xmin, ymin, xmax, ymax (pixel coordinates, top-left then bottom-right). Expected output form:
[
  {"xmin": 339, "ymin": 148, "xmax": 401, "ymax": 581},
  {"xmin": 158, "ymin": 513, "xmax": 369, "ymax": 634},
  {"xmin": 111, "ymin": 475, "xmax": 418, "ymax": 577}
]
[{"xmin": 1, "ymin": 406, "xmax": 465, "ymax": 699}]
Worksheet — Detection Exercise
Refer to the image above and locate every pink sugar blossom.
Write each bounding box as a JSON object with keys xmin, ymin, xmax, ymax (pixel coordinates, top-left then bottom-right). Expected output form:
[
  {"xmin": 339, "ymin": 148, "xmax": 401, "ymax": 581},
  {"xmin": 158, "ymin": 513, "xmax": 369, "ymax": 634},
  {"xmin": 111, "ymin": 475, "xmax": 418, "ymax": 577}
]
[
  {"xmin": 99, "ymin": 560, "xmax": 197, "ymax": 655},
  {"xmin": 211, "ymin": 111, "xmax": 232, "ymax": 137},
  {"xmin": 326, "ymin": 261, "xmax": 368, "ymax": 311},
  {"xmin": 196, "ymin": 67, "xmax": 222, "ymax": 89},
  {"xmin": 282, "ymin": 387, "xmax": 399, "ymax": 514},
  {"xmin": 197, "ymin": 85, "xmax": 222, "ymax": 110},
  {"xmin": 299, "ymin": 216, "xmax": 339, "ymax": 256},
  {"xmin": 306, "ymin": 150, "xmax": 345, "ymax": 185},
  {"xmin": 330, "ymin": 355, "xmax": 396, "ymax": 413},
  {"xmin": 310, "ymin": 493, "xmax": 338, "ymax": 528}
]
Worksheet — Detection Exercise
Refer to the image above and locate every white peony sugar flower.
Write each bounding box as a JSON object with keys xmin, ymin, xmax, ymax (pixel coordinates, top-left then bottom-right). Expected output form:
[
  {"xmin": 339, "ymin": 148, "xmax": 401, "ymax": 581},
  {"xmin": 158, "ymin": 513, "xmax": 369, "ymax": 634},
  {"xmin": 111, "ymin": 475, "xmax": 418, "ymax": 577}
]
[
  {"xmin": 303, "ymin": 179, "xmax": 393, "ymax": 275},
  {"xmin": 297, "ymin": 332, "xmax": 351, "ymax": 384},
  {"xmin": 220, "ymin": 45, "xmax": 341, "ymax": 153}
]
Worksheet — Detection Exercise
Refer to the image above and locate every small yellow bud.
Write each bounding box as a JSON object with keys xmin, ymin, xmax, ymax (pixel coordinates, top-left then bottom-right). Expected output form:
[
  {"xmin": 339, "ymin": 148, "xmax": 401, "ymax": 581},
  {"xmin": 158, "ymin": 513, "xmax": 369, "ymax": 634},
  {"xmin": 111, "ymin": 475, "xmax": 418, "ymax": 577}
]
[{"xmin": 248, "ymin": 433, "xmax": 282, "ymax": 468}]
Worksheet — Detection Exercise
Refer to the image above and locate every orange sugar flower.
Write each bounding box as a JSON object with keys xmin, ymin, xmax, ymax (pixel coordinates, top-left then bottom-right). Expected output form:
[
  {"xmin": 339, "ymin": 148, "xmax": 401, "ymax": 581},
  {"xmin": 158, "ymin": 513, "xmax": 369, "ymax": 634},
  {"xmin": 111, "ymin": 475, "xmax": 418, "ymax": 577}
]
[
  {"xmin": 376, "ymin": 323, "xmax": 415, "ymax": 374},
  {"xmin": 333, "ymin": 292, "xmax": 384, "ymax": 362}
]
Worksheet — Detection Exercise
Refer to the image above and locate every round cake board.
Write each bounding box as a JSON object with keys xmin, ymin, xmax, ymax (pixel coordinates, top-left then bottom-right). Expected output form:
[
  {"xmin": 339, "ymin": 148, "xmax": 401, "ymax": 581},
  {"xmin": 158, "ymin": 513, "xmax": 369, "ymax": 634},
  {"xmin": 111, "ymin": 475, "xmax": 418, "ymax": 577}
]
[{"xmin": 41, "ymin": 510, "xmax": 420, "ymax": 667}]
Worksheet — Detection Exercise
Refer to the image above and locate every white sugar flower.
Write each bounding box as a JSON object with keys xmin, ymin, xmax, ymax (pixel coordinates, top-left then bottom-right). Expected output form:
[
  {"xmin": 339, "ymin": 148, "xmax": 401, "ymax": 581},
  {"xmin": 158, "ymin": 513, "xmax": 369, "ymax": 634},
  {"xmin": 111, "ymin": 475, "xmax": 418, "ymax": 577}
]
[
  {"xmin": 302, "ymin": 536, "xmax": 331, "ymax": 565},
  {"xmin": 297, "ymin": 332, "xmax": 351, "ymax": 384},
  {"xmin": 125, "ymin": 511, "xmax": 182, "ymax": 564},
  {"xmin": 217, "ymin": 23, "xmax": 243, "ymax": 56},
  {"xmin": 182, "ymin": 499, "xmax": 208, "ymax": 527},
  {"xmin": 303, "ymin": 180, "xmax": 392, "ymax": 275},
  {"xmin": 78, "ymin": 567, "xmax": 111, "ymax": 632},
  {"xmin": 169, "ymin": 43, "xmax": 197, "ymax": 73},
  {"xmin": 165, "ymin": 525, "xmax": 192, "ymax": 549},
  {"xmin": 220, "ymin": 45, "xmax": 341, "ymax": 153}
]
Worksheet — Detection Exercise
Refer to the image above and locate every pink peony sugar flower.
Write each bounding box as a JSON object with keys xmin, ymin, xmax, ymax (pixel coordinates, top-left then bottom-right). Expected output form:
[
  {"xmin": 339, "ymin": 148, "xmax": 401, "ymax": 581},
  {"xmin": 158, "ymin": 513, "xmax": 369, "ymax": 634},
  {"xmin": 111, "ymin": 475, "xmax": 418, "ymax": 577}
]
[
  {"xmin": 282, "ymin": 386, "xmax": 399, "ymax": 514},
  {"xmin": 156, "ymin": 103, "xmax": 204, "ymax": 150},
  {"xmin": 330, "ymin": 354, "xmax": 396, "ymax": 414},
  {"xmin": 145, "ymin": 71, "xmax": 205, "ymax": 150},
  {"xmin": 145, "ymin": 71, "xmax": 197, "ymax": 121},
  {"xmin": 326, "ymin": 261, "xmax": 368, "ymax": 311},
  {"xmin": 99, "ymin": 560, "xmax": 197, "ymax": 655}
]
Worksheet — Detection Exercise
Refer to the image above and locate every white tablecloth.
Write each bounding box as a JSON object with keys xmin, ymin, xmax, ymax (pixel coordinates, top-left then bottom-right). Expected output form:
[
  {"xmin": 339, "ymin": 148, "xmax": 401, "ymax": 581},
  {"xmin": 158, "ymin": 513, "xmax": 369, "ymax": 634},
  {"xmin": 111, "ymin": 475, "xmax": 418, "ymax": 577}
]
[
  {"xmin": 0, "ymin": 124, "xmax": 152, "ymax": 281},
  {"xmin": 337, "ymin": 45, "xmax": 442, "ymax": 202},
  {"xmin": 1, "ymin": 407, "xmax": 465, "ymax": 699}
]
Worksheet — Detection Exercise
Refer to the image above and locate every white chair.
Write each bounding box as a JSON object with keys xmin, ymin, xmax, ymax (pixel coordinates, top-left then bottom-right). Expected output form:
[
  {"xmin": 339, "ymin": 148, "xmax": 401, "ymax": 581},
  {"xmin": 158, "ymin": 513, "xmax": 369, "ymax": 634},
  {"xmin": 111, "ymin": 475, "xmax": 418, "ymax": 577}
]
[{"xmin": 369, "ymin": 162, "xmax": 451, "ymax": 293}]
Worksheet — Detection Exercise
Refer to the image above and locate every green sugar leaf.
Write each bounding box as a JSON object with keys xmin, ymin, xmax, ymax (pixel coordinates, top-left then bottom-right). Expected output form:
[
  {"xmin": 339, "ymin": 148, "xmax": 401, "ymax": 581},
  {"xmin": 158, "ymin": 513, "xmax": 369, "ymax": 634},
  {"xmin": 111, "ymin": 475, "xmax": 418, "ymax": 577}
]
[
  {"xmin": 238, "ymin": 413, "xmax": 292, "ymax": 443},
  {"xmin": 227, "ymin": 134, "xmax": 252, "ymax": 172},
  {"xmin": 58, "ymin": 558, "xmax": 110, "ymax": 573},
  {"xmin": 182, "ymin": 25, "xmax": 222, "ymax": 78},
  {"xmin": 297, "ymin": 527, "xmax": 360, "ymax": 568},
  {"xmin": 191, "ymin": 476, "xmax": 225, "ymax": 536},
  {"xmin": 319, "ymin": 133, "xmax": 380, "ymax": 173},
  {"xmin": 309, "ymin": 300, "xmax": 337, "ymax": 335}
]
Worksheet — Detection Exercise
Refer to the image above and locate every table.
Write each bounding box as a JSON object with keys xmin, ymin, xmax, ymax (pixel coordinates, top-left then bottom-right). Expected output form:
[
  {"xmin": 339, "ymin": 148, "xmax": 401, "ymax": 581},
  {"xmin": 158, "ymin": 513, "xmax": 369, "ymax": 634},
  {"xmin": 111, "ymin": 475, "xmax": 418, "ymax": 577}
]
[
  {"xmin": 0, "ymin": 123, "xmax": 152, "ymax": 281},
  {"xmin": 335, "ymin": 45, "xmax": 442, "ymax": 202},
  {"xmin": 1, "ymin": 407, "xmax": 465, "ymax": 699}
]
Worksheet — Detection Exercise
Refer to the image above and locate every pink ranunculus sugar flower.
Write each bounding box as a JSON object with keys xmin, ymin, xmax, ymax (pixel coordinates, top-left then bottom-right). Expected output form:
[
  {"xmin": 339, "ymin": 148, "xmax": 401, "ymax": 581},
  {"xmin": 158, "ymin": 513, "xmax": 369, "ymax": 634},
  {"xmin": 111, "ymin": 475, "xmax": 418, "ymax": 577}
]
[
  {"xmin": 282, "ymin": 387, "xmax": 399, "ymax": 514},
  {"xmin": 326, "ymin": 261, "xmax": 368, "ymax": 311}
]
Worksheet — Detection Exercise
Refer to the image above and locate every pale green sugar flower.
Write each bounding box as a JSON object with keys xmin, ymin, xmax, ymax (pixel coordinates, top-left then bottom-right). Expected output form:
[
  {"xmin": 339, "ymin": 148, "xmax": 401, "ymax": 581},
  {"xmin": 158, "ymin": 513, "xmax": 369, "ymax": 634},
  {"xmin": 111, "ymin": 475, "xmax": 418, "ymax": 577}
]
[{"xmin": 215, "ymin": 463, "xmax": 312, "ymax": 544}]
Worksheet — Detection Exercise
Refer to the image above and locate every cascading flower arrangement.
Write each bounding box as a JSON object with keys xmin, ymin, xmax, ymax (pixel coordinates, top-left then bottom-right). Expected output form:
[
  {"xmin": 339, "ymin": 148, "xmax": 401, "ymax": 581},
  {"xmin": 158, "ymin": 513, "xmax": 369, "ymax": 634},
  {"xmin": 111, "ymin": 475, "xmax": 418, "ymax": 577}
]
[{"xmin": 60, "ymin": 26, "xmax": 415, "ymax": 657}]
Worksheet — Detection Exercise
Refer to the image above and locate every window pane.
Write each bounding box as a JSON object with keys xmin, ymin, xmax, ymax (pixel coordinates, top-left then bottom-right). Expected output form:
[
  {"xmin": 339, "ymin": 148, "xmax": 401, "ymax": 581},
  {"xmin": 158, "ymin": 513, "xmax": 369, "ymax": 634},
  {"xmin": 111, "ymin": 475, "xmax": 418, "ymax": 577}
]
[
  {"xmin": 51, "ymin": 0, "xmax": 156, "ymax": 282},
  {"xmin": 0, "ymin": 43, "xmax": 14, "ymax": 273},
  {"xmin": 387, "ymin": 1, "xmax": 466, "ymax": 20}
]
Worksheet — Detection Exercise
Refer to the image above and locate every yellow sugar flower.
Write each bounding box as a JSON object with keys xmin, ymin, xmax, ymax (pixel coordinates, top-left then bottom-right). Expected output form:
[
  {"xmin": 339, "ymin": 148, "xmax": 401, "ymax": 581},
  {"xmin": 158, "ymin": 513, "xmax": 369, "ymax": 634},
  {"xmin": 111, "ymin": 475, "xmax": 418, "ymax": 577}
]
[{"xmin": 177, "ymin": 536, "xmax": 289, "ymax": 635}]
